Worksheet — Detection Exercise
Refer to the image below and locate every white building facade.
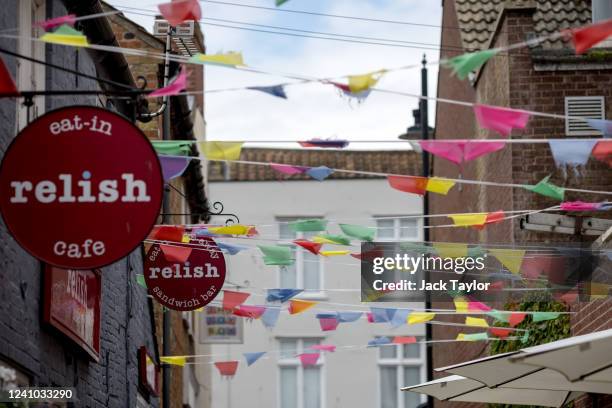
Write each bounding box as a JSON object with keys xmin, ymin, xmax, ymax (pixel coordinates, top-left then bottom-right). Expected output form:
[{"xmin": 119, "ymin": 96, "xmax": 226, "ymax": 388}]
[{"xmin": 196, "ymin": 148, "xmax": 427, "ymax": 408}]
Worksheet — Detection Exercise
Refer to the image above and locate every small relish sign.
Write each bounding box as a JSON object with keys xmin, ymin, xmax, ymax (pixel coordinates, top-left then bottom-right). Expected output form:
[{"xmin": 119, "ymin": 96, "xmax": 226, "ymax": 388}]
[
  {"xmin": 0, "ymin": 106, "xmax": 163, "ymax": 269},
  {"xmin": 144, "ymin": 238, "xmax": 226, "ymax": 311}
]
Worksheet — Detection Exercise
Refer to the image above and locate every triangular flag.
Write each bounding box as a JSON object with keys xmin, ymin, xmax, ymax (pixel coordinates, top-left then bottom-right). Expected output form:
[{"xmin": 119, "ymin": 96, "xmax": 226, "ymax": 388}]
[
  {"xmin": 488, "ymin": 327, "xmax": 513, "ymax": 339},
  {"xmin": 339, "ymin": 224, "xmax": 375, "ymax": 242},
  {"xmin": 388, "ymin": 175, "xmax": 428, "ymax": 195},
  {"xmin": 199, "ymin": 141, "xmax": 243, "ymax": 160},
  {"xmin": 473, "ymin": 104, "xmax": 530, "ymax": 136},
  {"xmin": 233, "ymin": 305, "xmax": 266, "ymax": 319},
  {"xmin": 289, "ymin": 219, "xmax": 328, "ymax": 232},
  {"xmin": 222, "ymin": 290, "xmax": 250, "ymax": 311},
  {"xmin": 392, "ymin": 336, "xmax": 417, "ymax": 344},
  {"xmin": 408, "ymin": 312, "xmax": 435, "ymax": 325},
  {"xmin": 348, "ymin": 70, "xmax": 384, "ymax": 93},
  {"xmin": 152, "ymin": 141, "xmax": 192, "ymax": 156},
  {"xmin": 592, "ymin": 141, "xmax": 612, "ymax": 167},
  {"xmin": 189, "ymin": 52, "xmax": 244, "ymax": 67},
  {"xmin": 337, "ymin": 311, "xmax": 362, "ymax": 322},
  {"xmin": 40, "ymin": 24, "xmax": 89, "ymax": 47},
  {"xmin": 244, "ymin": 352, "xmax": 266, "ymax": 366},
  {"xmin": 248, "ymin": 85, "xmax": 287, "ymax": 99},
  {"xmin": 289, "ymin": 299, "xmax": 317, "ymax": 314},
  {"xmin": 571, "ymin": 19, "xmax": 612, "ymax": 54},
  {"xmin": 465, "ymin": 317, "xmax": 489, "ymax": 327},
  {"xmin": 276, "ymin": 0, "xmax": 290, "ymax": 6},
  {"xmin": 368, "ymin": 337, "xmax": 392, "ymax": 347},
  {"xmin": 149, "ymin": 69, "xmax": 188, "ymax": 98},
  {"xmin": 215, "ymin": 361, "xmax": 239, "ymax": 377},
  {"xmin": 472, "ymin": 210, "xmax": 505, "ymax": 230},
  {"xmin": 261, "ymin": 307, "xmax": 281, "ymax": 328},
  {"xmin": 560, "ymin": 201, "xmax": 603, "ymax": 211},
  {"xmin": 312, "ymin": 235, "xmax": 351, "ymax": 245},
  {"xmin": 136, "ymin": 274, "xmax": 147, "ymax": 289},
  {"xmin": 532, "ymin": 312, "xmax": 561, "ymax": 323},
  {"xmin": 319, "ymin": 317, "xmax": 339, "ymax": 331},
  {"xmin": 266, "ymin": 289, "xmax": 303, "ymax": 303},
  {"xmin": 449, "ymin": 213, "xmax": 488, "ymax": 227},
  {"xmin": 37, "ymin": 14, "xmax": 76, "ymax": 31},
  {"xmin": 310, "ymin": 345, "xmax": 336, "ymax": 352},
  {"xmin": 587, "ymin": 282, "xmax": 610, "ymax": 300},
  {"xmin": 299, "ymin": 139, "xmax": 349, "ymax": 149},
  {"xmin": 369, "ymin": 307, "xmax": 391, "ymax": 323},
  {"xmin": 158, "ymin": 0, "xmax": 202, "ymax": 27},
  {"xmin": 446, "ymin": 49, "xmax": 498, "ymax": 80},
  {"xmin": 390, "ymin": 309, "xmax": 410, "ymax": 328},
  {"xmin": 293, "ymin": 239, "xmax": 322, "ymax": 255},
  {"xmin": 453, "ymin": 297, "xmax": 469, "ymax": 313},
  {"xmin": 320, "ymin": 250, "xmax": 350, "ymax": 257},
  {"xmin": 457, "ymin": 332, "xmax": 489, "ymax": 341},
  {"xmin": 258, "ymin": 245, "xmax": 294, "ymax": 266},
  {"xmin": 306, "ymin": 166, "xmax": 335, "ymax": 181},
  {"xmin": 433, "ymin": 242, "xmax": 468, "ymax": 258},
  {"xmin": 585, "ymin": 119, "xmax": 612, "ymax": 137},
  {"xmin": 161, "ymin": 356, "xmax": 187, "ymax": 366},
  {"xmin": 549, "ymin": 140, "xmax": 597, "ymax": 168},
  {"xmin": 524, "ymin": 176, "xmax": 565, "ymax": 201},
  {"xmin": 150, "ymin": 225, "xmax": 185, "ymax": 242},
  {"xmin": 426, "ymin": 178, "xmax": 456, "ymax": 195},
  {"xmin": 468, "ymin": 300, "xmax": 492, "ymax": 312},
  {"xmin": 0, "ymin": 57, "xmax": 18, "ymax": 95},
  {"xmin": 487, "ymin": 310, "xmax": 510, "ymax": 323},
  {"xmin": 419, "ymin": 140, "xmax": 505, "ymax": 166},
  {"xmin": 208, "ymin": 225, "xmax": 252, "ymax": 235},
  {"xmin": 160, "ymin": 244, "xmax": 192, "ymax": 263},
  {"xmin": 270, "ymin": 163, "xmax": 308, "ymax": 176},
  {"xmin": 159, "ymin": 156, "xmax": 191, "ymax": 181},
  {"xmin": 298, "ymin": 353, "xmax": 319, "ymax": 366},
  {"xmin": 509, "ymin": 312, "xmax": 527, "ymax": 327},
  {"xmin": 489, "ymin": 248, "xmax": 526, "ymax": 274}
]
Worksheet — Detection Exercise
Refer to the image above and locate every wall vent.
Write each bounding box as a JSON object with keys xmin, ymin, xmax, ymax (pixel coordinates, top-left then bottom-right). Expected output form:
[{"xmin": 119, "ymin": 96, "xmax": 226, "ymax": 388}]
[{"xmin": 565, "ymin": 96, "xmax": 605, "ymax": 136}]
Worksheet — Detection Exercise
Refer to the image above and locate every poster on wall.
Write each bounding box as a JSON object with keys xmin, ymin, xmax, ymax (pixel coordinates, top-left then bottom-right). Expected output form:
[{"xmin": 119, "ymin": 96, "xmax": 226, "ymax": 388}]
[
  {"xmin": 0, "ymin": 106, "xmax": 163, "ymax": 269},
  {"xmin": 199, "ymin": 306, "xmax": 244, "ymax": 344},
  {"xmin": 43, "ymin": 265, "xmax": 101, "ymax": 361}
]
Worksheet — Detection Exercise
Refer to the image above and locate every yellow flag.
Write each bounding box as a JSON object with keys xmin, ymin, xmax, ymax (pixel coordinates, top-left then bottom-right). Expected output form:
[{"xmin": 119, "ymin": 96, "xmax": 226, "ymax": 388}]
[
  {"xmin": 426, "ymin": 178, "xmax": 456, "ymax": 195},
  {"xmin": 465, "ymin": 316, "xmax": 489, "ymax": 327},
  {"xmin": 312, "ymin": 236, "xmax": 337, "ymax": 245},
  {"xmin": 320, "ymin": 250, "xmax": 350, "ymax": 257},
  {"xmin": 289, "ymin": 299, "xmax": 318, "ymax": 314},
  {"xmin": 408, "ymin": 312, "xmax": 435, "ymax": 325},
  {"xmin": 433, "ymin": 242, "xmax": 468, "ymax": 258},
  {"xmin": 199, "ymin": 142, "xmax": 244, "ymax": 161},
  {"xmin": 456, "ymin": 333, "xmax": 466, "ymax": 341},
  {"xmin": 181, "ymin": 234, "xmax": 191, "ymax": 243},
  {"xmin": 454, "ymin": 297, "xmax": 469, "ymax": 312},
  {"xmin": 160, "ymin": 356, "xmax": 187, "ymax": 367},
  {"xmin": 588, "ymin": 282, "xmax": 610, "ymax": 300},
  {"xmin": 41, "ymin": 32, "xmax": 89, "ymax": 47},
  {"xmin": 449, "ymin": 213, "xmax": 488, "ymax": 227},
  {"xmin": 208, "ymin": 224, "xmax": 251, "ymax": 235},
  {"xmin": 348, "ymin": 70, "xmax": 384, "ymax": 93},
  {"xmin": 488, "ymin": 249, "xmax": 526, "ymax": 275},
  {"xmin": 190, "ymin": 52, "xmax": 244, "ymax": 66}
]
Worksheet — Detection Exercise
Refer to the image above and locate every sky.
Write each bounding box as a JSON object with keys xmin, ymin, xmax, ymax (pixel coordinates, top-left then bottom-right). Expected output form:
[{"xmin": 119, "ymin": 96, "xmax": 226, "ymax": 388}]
[{"xmin": 106, "ymin": 0, "xmax": 442, "ymax": 149}]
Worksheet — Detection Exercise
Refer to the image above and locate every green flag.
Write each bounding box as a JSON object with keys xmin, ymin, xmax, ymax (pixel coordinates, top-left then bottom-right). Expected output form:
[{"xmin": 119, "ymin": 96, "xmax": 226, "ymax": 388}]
[
  {"xmin": 339, "ymin": 224, "xmax": 375, "ymax": 242},
  {"xmin": 313, "ymin": 234, "xmax": 351, "ymax": 246},
  {"xmin": 152, "ymin": 141, "xmax": 193, "ymax": 156},
  {"xmin": 289, "ymin": 219, "xmax": 328, "ymax": 232},
  {"xmin": 258, "ymin": 245, "xmax": 294, "ymax": 266},
  {"xmin": 136, "ymin": 274, "xmax": 147, "ymax": 289},
  {"xmin": 524, "ymin": 176, "xmax": 565, "ymax": 201},
  {"xmin": 276, "ymin": 0, "xmax": 289, "ymax": 5},
  {"xmin": 486, "ymin": 309, "xmax": 510, "ymax": 323},
  {"xmin": 445, "ymin": 49, "xmax": 498, "ymax": 80},
  {"xmin": 532, "ymin": 312, "xmax": 561, "ymax": 322},
  {"xmin": 462, "ymin": 332, "xmax": 489, "ymax": 341},
  {"xmin": 521, "ymin": 330, "xmax": 530, "ymax": 343}
]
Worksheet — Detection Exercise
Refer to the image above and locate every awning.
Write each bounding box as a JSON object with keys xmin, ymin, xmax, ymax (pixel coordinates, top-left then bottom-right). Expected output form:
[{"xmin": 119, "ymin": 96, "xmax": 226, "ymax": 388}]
[{"xmin": 401, "ymin": 375, "xmax": 584, "ymax": 407}]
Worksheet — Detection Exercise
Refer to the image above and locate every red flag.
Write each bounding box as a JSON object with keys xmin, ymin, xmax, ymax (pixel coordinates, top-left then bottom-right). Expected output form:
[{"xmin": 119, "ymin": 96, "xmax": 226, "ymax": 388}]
[
  {"xmin": 319, "ymin": 318, "xmax": 339, "ymax": 331},
  {"xmin": 508, "ymin": 312, "xmax": 526, "ymax": 327},
  {"xmin": 150, "ymin": 225, "xmax": 185, "ymax": 242},
  {"xmin": 160, "ymin": 244, "xmax": 192, "ymax": 263},
  {"xmin": 392, "ymin": 336, "xmax": 416, "ymax": 344},
  {"xmin": 472, "ymin": 210, "xmax": 505, "ymax": 230},
  {"xmin": 158, "ymin": 0, "xmax": 202, "ymax": 27},
  {"xmin": 350, "ymin": 246, "xmax": 384, "ymax": 261},
  {"xmin": 488, "ymin": 327, "xmax": 513, "ymax": 339},
  {"xmin": 233, "ymin": 305, "xmax": 265, "ymax": 319},
  {"xmin": 572, "ymin": 19, "xmax": 612, "ymax": 54},
  {"xmin": 214, "ymin": 361, "xmax": 239, "ymax": 377},
  {"xmin": 387, "ymin": 175, "xmax": 428, "ymax": 195},
  {"xmin": 592, "ymin": 141, "xmax": 612, "ymax": 167},
  {"xmin": 222, "ymin": 290, "xmax": 250, "ymax": 311},
  {"xmin": 0, "ymin": 57, "xmax": 18, "ymax": 95},
  {"xmin": 293, "ymin": 239, "xmax": 322, "ymax": 255}
]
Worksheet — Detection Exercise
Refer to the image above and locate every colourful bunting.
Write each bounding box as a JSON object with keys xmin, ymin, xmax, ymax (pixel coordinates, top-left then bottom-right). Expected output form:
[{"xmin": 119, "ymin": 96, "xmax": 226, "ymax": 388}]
[
  {"xmin": 419, "ymin": 140, "xmax": 505, "ymax": 166},
  {"xmin": 339, "ymin": 224, "xmax": 375, "ymax": 242},
  {"xmin": 258, "ymin": 245, "xmax": 294, "ymax": 266},
  {"xmin": 392, "ymin": 336, "xmax": 417, "ymax": 344},
  {"xmin": 473, "ymin": 104, "xmax": 530, "ymax": 136},
  {"xmin": 37, "ymin": 14, "xmax": 76, "ymax": 31},
  {"xmin": 390, "ymin": 309, "xmax": 410, "ymax": 328},
  {"xmin": 337, "ymin": 311, "xmax": 362, "ymax": 322},
  {"xmin": 467, "ymin": 300, "xmax": 492, "ymax": 312},
  {"xmin": 298, "ymin": 353, "xmax": 319, "ymax": 367},
  {"xmin": 0, "ymin": 57, "xmax": 18, "ymax": 95},
  {"xmin": 487, "ymin": 310, "xmax": 510, "ymax": 323},
  {"xmin": 433, "ymin": 242, "xmax": 468, "ymax": 258},
  {"xmin": 549, "ymin": 140, "xmax": 597, "ymax": 168},
  {"xmin": 222, "ymin": 290, "xmax": 251, "ymax": 311},
  {"xmin": 160, "ymin": 244, "xmax": 192, "ymax": 263},
  {"xmin": 571, "ymin": 19, "xmax": 612, "ymax": 54},
  {"xmin": 189, "ymin": 52, "xmax": 244, "ymax": 67},
  {"xmin": 293, "ymin": 239, "xmax": 322, "ymax": 255},
  {"xmin": 159, "ymin": 156, "xmax": 191, "ymax": 181},
  {"xmin": 449, "ymin": 213, "xmax": 488, "ymax": 227},
  {"xmin": 350, "ymin": 246, "xmax": 385, "ymax": 261},
  {"xmin": 319, "ymin": 317, "xmax": 339, "ymax": 331},
  {"xmin": 261, "ymin": 307, "xmax": 281, "ymax": 328},
  {"xmin": 472, "ymin": 211, "xmax": 505, "ymax": 230},
  {"xmin": 368, "ymin": 337, "xmax": 392, "ymax": 347},
  {"xmin": 312, "ymin": 234, "xmax": 351, "ymax": 246},
  {"xmin": 208, "ymin": 225, "xmax": 253, "ymax": 235},
  {"xmin": 489, "ymin": 248, "xmax": 526, "ymax": 274},
  {"xmin": 299, "ymin": 139, "xmax": 349, "ymax": 149},
  {"xmin": 136, "ymin": 274, "xmax": 147, "ymax": 289},
  {"xmin": 217, "ymin": 242, "xmax": 249, "ymax": 255},
  {"xmin": 524, "ymin": 175, "xmax": 565, "ymax": 201},
  {"xmin": 560, "ymin": 201, "xmax": 604, "ymax": 211},
  {"xmin": 508, "ymin": 312, "xmax": 527, "ymax": 327},
  {"xmin": 427, "ymin": 177, "xmax": 457, "ymax": 194},
  {"xmin": 150, "ymin": 225, "xmax": 185, "ymax": 242},
  {"xmin": 289, "ymin": 219, "xmax": 328, "ymax": 232},
  {"xmin": 289, "ymin": 299, "xmax": 318, "ymax": 314},
  {"xmin": 215, "ymin": 361, "xmax": 239, "ymax": 377},
  {"xmin": 158, "ymin": 0, "xmax": 202, "ymax": 27},
  {"xmin": 330, "ymin": 81, "xmax": 372, "ymax": 101},
  {"xmin": 488, "ymin": 327, "xmax": 513, "ymax": 339},
  {"xmin": 244, "ymin": 352, "xmax": 266, "ymax": 367},
  {"xmin": 199, "ymin": 141, "xmax": 244, "ymax": 160},
  {"xmin": 585, "ymin": 119, "xmax": 612, "ymax": 137},
  {"xmin": 266, "ymin": 289, "xmax": 303, "ymax": 303},
  {"xmin": 446, "ymin": 49, "xmax": 498, "ymax": 80},
  {"xmin": 152, "ymin": 141, "xmax": 192, "ymax": 156},
  {"xmin": 465, "ymin": 317, "xmax": 489, "ymax": 328},
  {"xmin": 310, "ymin": 344, "xmax": 336, "ymax": 352},
  {"xmin": 592, "ymin": 141, "xmax": 612, "ymax": 167},
  {"xmin": 276, "ymin": 0, "xmax": 290, "ymax": 6},
  {"xmin": 270, "ymin": 163, "xmax": 308, "ymax": 175},
  {"xmin": 40, "ymin": 24, "xmax": 89, "ymax": 47},
  {"xmin": 149, "ymin": 69, "xmax": 188, "ymax": 98},
  {"xmin": 408, "ymin": 312, "xmax": 435, "ymax": 325},
  {"xmin": 161, "ymin": 356, "xmax": 187, "ymax": 366},
  {"xmin": 320, "ymin": 250, "xmax": 350, "ymax": 257},
  {"xmin": 248, "ymin": 85, "xmax": 287, "ymax": 99},
  {"xmin": 369, "ymin": 307, "xmax": 391, "ymax": 323},
  {"xmin": 387, "ymin": 175, "xmax": 428, "ymax": 195},
  {"xmin": 233, "ymin": 305, "xmax": 266, "ymax": 319},
  {"xmin": 532, "ymin": 312, "xmax": 561, "ymax": 323},
  {"xmin": 306, "ymin": 166, "xmax": 335, "ymax": 181},
  {"xmin": 457, "ymin": 332, "xmax": 489, "ymax": 341},
  {"xmin": 453, "ymin": 297, "xmax": 469, "ymax": 313},
  {"xmin": 348, "ymin": 70, "xmax": 385, "ymax": 93}
]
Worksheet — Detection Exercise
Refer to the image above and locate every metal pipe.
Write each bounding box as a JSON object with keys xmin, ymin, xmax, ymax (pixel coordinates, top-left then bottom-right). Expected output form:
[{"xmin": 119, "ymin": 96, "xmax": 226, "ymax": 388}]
[{"xmin": 140, "ymin": 28, "xmax": 174, "ymax": 120}]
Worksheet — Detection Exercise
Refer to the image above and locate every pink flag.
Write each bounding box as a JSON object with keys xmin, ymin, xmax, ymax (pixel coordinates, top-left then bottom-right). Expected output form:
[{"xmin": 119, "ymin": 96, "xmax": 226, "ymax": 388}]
[
  {"xmin": 309, "ymin": 344, "xmax": 336, "ymax": 352},
  {"xmin": 160, "ymin": 244, "xmax": 192, "ymax": 263},
  {"xmin": 366, "ymin": 312, "xmax": 374, "ymax": 323},
  {"xmin": 560, "ymin": 201, "xmax": 601, "ymax": 211},
  {"xmin": 298, "ymin": 353, "xmax": 320, "ymax": 367},
  {"xmin": 222, "ymin": 290, "xmax": 250, "ymax": 311},
  {"xmin": 319, "ymin": 318, "xmax": 339, "ymax": 331},
  {"xmin": 37, "ymin": 14, "xmax": 76, "ymax": 31},
  {"xmin": 419, "ymin": 140, "xmax": 506, "ymax": 165},
  {"xmin": 214, "ymin": 361, "xmax": 239, "ymax": 377},
  {"xmin": 392, "ymin": 336, "xmax": 417, "ymax": 344},
  {"xmin": 468, "ymin": 300, "xmax": 492, "ymax": 312},
  {"xmin": 270, "ymin": 163, "xmax": 308, "ymax": 175},
  {"xmin": 148, "ymin": 69, "xmax": 188, "ymax": 98},
  {"xmin": 158, "ymin": 0, "xmax": 202, "ymax": 27},
  {"xmin": 233, "ymin": 305, "xmax": 266, "ymax": 319},
  {"xmin": 473, "ymin": 104, "xmax": 530, "ymax": 136},
  {"xmin": 571, "ymin": 19, "xmax": 612, "ymax": 54}
]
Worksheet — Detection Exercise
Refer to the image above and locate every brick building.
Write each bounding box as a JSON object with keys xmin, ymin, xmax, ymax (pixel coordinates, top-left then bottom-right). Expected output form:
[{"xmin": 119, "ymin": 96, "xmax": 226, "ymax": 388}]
[{"xmin": 430, "ymin": 0, "xmax": 612, "ymax": 407}]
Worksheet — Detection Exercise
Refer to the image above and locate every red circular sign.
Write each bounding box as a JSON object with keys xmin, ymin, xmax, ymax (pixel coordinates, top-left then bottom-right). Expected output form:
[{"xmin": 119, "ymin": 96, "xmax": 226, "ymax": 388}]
[
  {"xmin": 0, "ymin": 106, "xmax": 163, "ymax": 269},
  {"xmin": 144, "ymin": 239, "xmax": 226, "ymax": 311}
]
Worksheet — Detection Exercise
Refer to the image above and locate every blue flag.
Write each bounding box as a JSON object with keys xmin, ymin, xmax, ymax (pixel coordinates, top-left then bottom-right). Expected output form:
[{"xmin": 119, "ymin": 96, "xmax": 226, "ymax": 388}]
[
  {"xmin": 248, "ymin": 85, "xmax": 288, "ymax": 99},
  {"xmin": 244, "ymin": 352, "xmax": 266, "ymax": 366},
  {"xmin": 390, "ymin": 309, "xmax": 410, "ymax": 328},
  {"xmin": 266, "ymin": 289, "xmax": 303, "ymax": 303},
  {"xmin": 306, "ymin": 166, "xmax": 334, "ymax": 181},
  {"xmin": 367, "ymin": 336, "xmax": 391, "ymax": 347},
  {"xmin": 261, "ymin": 307, "xmax": 281, "ymax": 328},
  {"xmin": 338, "ymin": 311, "xmax": 362, "ymax": 323}
]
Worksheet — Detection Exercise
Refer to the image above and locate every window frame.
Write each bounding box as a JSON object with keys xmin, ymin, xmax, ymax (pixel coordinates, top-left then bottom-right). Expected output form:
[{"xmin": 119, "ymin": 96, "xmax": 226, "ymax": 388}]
[
  {"xmin": 377, "ymin": 339, "xmax": 427, "ymax": 408},
  {"xmin": 374, "ymin": 216, "xmax": 422, "ymax": 242}
]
